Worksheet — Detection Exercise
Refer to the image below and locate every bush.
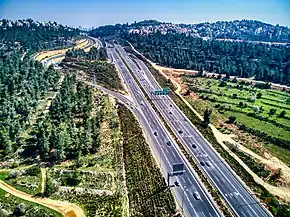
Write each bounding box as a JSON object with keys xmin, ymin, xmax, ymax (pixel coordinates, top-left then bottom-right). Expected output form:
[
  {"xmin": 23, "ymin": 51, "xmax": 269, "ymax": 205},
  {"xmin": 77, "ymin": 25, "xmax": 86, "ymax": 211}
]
[
  {"xmin": 13, "ymin": 203, "xmax": 26, "ymax": 216},
  {"xmin": 269, "ymin": 108, "xmax": 277, "ymax": 116},
  {"xmin": 257, "ymin": 92, "xmax": 262, "ymax": 99},
  {"xmin": 278, "ymin": 110, "xmax": 286, "ymax": 118},
  {"xmin": 62, "ymin": 172, "xmax": 81, "ymax": 187},
  {"xmin": 26, "ymin": 166, "xmax": 41, "ymax": 176},
  {"xmin": 232, "ymin": 93, "xmax": 238, "ymax": 99},
  {"xmin": 9, "ymin": 170, "xmax": 19, "ymax": 179},
  {"xmin": 227, "ymin": 116, "xmax": 237, "ymax": 124}
]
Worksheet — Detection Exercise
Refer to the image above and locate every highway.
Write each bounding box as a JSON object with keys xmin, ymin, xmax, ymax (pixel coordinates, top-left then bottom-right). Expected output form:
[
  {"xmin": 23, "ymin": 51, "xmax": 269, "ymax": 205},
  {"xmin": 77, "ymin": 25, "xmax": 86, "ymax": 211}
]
[
  {"xmin": 106, "ymin": 43, "xmax": 221, "ymax": 217},
  {"xmin": 114, "ymin": 44, "xmax": 271, "ymax": 217}
]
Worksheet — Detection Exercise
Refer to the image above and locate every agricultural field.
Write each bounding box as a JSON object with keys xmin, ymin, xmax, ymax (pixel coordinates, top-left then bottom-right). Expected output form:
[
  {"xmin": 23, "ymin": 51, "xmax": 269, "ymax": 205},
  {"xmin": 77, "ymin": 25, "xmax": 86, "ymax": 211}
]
[
  {"xmin": 0, "ymin": 188, "xmax": 61, "ymax": 217},
  {"xmin": 118, "ymin": 104, "xmax": 177, "ymax": 217},
  {"xmin": 182, "ymin": 76, "xmax": 290, "ymax": 166}
]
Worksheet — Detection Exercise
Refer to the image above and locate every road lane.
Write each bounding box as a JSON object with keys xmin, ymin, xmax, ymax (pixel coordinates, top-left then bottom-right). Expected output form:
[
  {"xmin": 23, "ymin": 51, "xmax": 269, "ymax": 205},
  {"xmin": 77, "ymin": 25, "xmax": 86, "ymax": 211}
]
[
  {"xmin": 107, "ymin": 44, "xmax": 221, "ymax": 217},
  {"xmin": 115, "ymin": 44, "xmax": 271, "ymax": 217}
]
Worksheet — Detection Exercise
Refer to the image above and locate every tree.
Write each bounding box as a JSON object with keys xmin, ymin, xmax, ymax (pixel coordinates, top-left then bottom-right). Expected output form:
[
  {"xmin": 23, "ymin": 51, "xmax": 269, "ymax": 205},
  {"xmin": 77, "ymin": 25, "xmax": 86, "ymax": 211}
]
[
  {"xmin": 278, "ymin": 110, "xmax": 286, "ymax": 118},
  {"xmin": 232, "ymin": 93, "xmax": 238, "ymax": 99},
  {"xmin": 203, "ymin": 108, "xmax": 212, "ymax": 127},
  {"xmin": 226, "ymin": 71, "xmax": 230, "ymax": 79},
  {"xmin": 257, "ymin": 92, "xmax": 262, "ymax": 99},
  {"xmin": 227, "ymin": 116, "xmax": 237, "ymax": 124},
  {"xmin": 13, "ymin": 203, "xmax": 26, "ymax": 216},
  {"xmin": 44, "ymin": 176, "xmax": 59, "ymax": 197},
  {"xmin": 269, "ymin": 108, "xmax": 277, "ymax": 116}
]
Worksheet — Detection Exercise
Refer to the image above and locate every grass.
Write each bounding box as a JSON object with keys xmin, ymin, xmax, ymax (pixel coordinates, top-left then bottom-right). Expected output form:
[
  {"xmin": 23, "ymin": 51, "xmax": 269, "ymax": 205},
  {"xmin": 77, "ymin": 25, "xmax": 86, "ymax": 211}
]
[{"xmin": 0, "ymin": 188, "xmax": 61, "ymax": 217}]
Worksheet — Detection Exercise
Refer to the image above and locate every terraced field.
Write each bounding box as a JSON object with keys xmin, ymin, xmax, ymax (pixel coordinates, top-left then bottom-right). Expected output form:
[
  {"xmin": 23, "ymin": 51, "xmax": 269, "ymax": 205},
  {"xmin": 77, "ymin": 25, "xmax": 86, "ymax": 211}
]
[{"xmin": 183, "ymin": 77, "xmax": 290, "ymax": 165}]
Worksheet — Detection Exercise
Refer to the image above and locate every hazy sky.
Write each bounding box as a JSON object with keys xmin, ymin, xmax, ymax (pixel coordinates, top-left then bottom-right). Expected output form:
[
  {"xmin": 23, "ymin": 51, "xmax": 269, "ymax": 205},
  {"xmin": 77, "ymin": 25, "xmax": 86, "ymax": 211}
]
[{"xmin": 0, "ymin": 0, "xmax": 289, "ymax": 27}]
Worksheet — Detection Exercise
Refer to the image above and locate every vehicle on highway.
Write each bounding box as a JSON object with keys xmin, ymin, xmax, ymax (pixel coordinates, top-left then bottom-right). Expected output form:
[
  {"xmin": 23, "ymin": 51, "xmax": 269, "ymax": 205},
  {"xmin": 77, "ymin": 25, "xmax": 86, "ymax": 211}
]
[
  {"xmin": 193, "ymin": 191, "xmax": 201, "ymax": 200},
  {"xmin": 169, "ymin": 111, "xmax": 172, "ymax": 115},
  {"xmin": 174, "ymin": 180, "xmax": 180, "ymax": 187},
  {"xmin": 192, "ymin": 144, "xmax": 197, "ymax": 149},
  {"xmin": 200, "ymin": 162, "xmax": 205, "ymax": 166},
  {"xmin": 166, "ymin": 141, "xmax": 172, "ymax": 146},
  {"xmin": 205, "ymin": 162, "xmax": 211, "ymax": 167},
  {"xmin": 154, "ymin": 131, "xmax": 158, "ymax": 136},
  {"xmin": 178, "ymin": 130, "xmax": 183, "ymax": 134}
]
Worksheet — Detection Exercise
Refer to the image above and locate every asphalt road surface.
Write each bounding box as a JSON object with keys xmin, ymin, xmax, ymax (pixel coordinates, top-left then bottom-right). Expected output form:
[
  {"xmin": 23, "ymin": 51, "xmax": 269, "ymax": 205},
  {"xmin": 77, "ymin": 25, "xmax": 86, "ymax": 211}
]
[
  {"xmin": 114, "ymin": 44, "xmax": 271, "ymax": 217},
  {"xmin": 106, "ymin": 42, "xmax": 221, "ymax": 217}
]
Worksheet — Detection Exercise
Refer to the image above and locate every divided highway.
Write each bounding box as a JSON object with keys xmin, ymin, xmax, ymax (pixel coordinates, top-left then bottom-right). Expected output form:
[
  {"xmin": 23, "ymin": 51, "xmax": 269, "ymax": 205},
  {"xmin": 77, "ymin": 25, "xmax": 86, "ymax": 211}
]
[
  {"xmin": 115, "ymin": 44, "xmax": 271, "ymax": 217},
  {"xmin": 107, "ymin": 43, "xmax": 221, "ymax": 217}
]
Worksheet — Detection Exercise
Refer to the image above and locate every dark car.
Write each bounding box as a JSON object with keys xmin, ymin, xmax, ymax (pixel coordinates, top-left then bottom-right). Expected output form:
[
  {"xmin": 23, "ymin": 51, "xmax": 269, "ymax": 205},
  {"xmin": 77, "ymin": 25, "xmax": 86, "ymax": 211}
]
[
  {"xmin": 174, "ymin": 181, "xmax": 180, "ymax": 187},
  {"xmin": 192, "ymin": 144, "xmax": 197, "ymax": 149},
  {"xmin": 200, "ymin": 162, "xmax": 205, "ymax": 166},
  {"xmin": 154, "ymin": 131, "xmax": 158, "ymax": 136},
  {"xmin": 166, "ymin": 141, "xmax": 172, "ymax": 146},
  {"xmin": 205, "ymin": 162, "xmax": 211, "ymax": 167},
  {"xmin": 178, "ymin": 130, "xmax": 183, "ymax": 134},
  {"xmin": 193, "ymin": 191, "xmax": 201, "ymax": 200}
]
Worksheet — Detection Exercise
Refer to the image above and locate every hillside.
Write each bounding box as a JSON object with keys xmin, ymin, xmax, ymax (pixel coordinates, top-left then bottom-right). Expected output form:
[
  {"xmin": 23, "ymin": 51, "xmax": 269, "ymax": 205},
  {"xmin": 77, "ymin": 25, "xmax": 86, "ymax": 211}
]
[
  {"xmin": 0, "ymin": 19, "xmax": 80, "ymax": 52},
  {"xmin": 90, "ymin": 19, "xmax": 290, "ymax": 43}
]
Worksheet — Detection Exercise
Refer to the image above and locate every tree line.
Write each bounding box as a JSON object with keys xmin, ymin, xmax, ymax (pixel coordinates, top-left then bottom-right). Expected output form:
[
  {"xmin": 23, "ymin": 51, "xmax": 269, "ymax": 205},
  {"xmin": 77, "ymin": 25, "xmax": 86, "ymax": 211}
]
[
  {"xmin": 124, "ymin": 32, "xmax": 290, "ymax": 85},
  {"xmin": 0, "ymin": 19, "xmax": 80, "ymax": 52}
]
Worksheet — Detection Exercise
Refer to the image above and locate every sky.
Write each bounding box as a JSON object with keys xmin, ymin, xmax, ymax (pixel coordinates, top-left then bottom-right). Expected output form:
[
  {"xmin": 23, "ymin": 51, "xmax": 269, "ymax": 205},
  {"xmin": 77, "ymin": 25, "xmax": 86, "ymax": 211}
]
[{"xmin": 0, "ymin": 0, "xmax": 289, "ymax": 28}]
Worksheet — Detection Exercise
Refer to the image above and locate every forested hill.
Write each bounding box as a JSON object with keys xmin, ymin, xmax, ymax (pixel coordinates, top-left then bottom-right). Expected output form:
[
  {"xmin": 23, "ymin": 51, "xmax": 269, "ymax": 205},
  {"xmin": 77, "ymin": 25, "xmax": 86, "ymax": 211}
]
[
  {"xmin": 90, "ymin": 19, "xmax": 290, "ymax": 43},
  {"xmin": 0, "ymin": 19, "xmax": 80, "ymax": 52},
  {"xmin": 125, "ymin": 32, "xmax": 290, "ymax": 85}
]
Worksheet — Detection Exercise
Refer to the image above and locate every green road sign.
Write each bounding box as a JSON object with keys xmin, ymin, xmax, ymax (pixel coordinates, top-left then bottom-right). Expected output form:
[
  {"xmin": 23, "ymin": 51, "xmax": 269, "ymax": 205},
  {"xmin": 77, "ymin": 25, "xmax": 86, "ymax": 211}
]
[{"xmin": 154, "ymin": 87, "xmax": 169, "ymax": 95}]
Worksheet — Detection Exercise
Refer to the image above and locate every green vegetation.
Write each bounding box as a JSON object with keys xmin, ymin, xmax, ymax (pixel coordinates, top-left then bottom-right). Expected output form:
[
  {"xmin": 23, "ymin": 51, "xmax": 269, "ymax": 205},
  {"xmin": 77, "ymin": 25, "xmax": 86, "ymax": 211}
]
[
  {"xmin": 0, "ymin": 50, "xmax": 60, "ymax": 160},
  {"xmin": 61, "ymin": 60, "xmax": 124, "ymax": 92},
  {"xmin": 0, "ymin": 19, "xmax": 79, "ymax": 52},
  {"xmin": 126, "ymin": 32, "xmax": 290, "ymax": 85},
  {"xmin": 0, "ymin": 188, "xmax": 61, "ymax": 217},
  {"xmin": 66, "ymin": 47, "xmax": 108, "ymax": 60},
  {"xmin": 183, "ymin": 77, "xmax": 290, "ymax": 164},
  {"xmin": 2, "ymin": 165, "xmax": 42, "ymax": 195},
  {"xmin": 118, "ymin": 104, "xmax": 177, "ymax": 217},
  {"xmin": 43, "ymin": 93, "xmax": 126, "ymax": 217},
  {"xmin": 139, "ymin": 57, "xmax": 290, "ymax": 216}
]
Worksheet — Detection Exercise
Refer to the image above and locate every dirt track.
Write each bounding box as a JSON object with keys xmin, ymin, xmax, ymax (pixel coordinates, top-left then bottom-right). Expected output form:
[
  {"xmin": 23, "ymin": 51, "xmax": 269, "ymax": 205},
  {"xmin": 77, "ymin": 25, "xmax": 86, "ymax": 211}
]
[{"xmin": 0, "ymin": 180, "xmax": 85, "ymax": 217}]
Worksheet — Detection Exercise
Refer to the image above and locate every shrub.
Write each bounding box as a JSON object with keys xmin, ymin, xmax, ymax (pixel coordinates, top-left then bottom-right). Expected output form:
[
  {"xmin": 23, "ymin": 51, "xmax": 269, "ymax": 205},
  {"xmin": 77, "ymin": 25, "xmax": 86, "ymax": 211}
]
[
  {"xmin": 227, "ymin": 116, "xmax": 237, "ymax": 124},
  {"xmin": 257, "ymin": 92, "xmax": 262, "ymax": 99},
  {"xmin": 278, "ymin": 110, "xmax": 286, "ymax": 118},
  {"xmin": 268, "ymin": 108, "xmax": 277, "ymax": 116},
  {"xmin": 26, "ymin": 166, "xmax": 41, "ymax": 176},
  {"xmin": 13, "ymin": 203, "xmax": 26, "ymax": 216},
  {"xmin": 232, "ymin": 77, "xmax": 238, "ymax": 83},
  {"xmin": 9, "ymin": 170, "xmax": 19, "ymax": 179}
]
